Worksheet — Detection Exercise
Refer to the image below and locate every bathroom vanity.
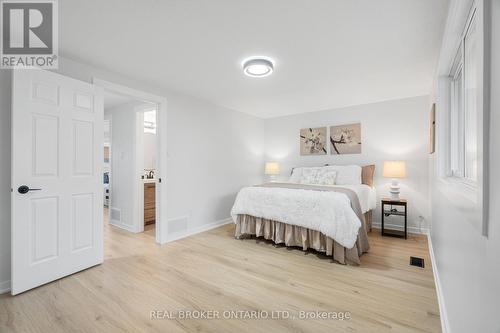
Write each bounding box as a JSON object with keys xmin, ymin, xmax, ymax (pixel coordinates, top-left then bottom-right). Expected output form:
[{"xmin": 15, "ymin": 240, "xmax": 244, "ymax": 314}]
[{"xmin": 144, "ymin": 180, "xmax": 156, "ymax": 225}]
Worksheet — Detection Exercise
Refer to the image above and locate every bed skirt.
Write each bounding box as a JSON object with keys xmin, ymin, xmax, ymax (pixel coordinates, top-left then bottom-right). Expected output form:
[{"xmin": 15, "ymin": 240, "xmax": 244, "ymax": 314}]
[
  {"xmin": 365, "ymin": 210, "xmax": 372, "ymax": 232},
  {"xmin": 235, "ymin": 212, "xmax": 371, "ymax": 265}
]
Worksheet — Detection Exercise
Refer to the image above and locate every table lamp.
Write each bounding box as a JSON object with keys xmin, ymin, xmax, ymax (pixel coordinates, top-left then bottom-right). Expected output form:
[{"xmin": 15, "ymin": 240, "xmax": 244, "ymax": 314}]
[
  {"xmin": 264, "ymin": 162, "xmax": 280, "ymax": 182},
  {"xmin": 382, "ymin": 161, "xmax": 406, "ymax": 200}
]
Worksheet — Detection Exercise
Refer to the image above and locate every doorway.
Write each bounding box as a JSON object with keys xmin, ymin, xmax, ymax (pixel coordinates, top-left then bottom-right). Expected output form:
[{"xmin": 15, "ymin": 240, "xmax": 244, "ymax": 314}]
[
  {"xmin": 95, "ymin": 79, "xmax": 167, "ymax": 244},
  {"xmin": 103, "ymin": 92, "xmax": 157, "ymax": 238},
  {"xmin": 141, "ymin": 107, "xmax": 157, "ymax": 237}
]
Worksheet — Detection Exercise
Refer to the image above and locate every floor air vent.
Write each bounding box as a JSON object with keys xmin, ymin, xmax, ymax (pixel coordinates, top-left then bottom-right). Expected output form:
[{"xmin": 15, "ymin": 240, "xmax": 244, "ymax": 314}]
[{"xmin": 410, "ymin": 256, "xmax": 425, "ymax": 268}]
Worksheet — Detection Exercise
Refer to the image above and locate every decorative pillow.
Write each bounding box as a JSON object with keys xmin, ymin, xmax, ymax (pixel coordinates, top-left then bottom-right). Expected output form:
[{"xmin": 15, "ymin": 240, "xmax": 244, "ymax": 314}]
[
  {"xmin": 299, "ymin": 168, "xmax": 319, "ymax": 184},
  {"xmin": 291, "ymin": 165, "xmax": 361, "ymax": 185},
  {"xmin": 296, "ymin": 167, "xmax": 337, "ymax": 185},
  {"xmin": 315, "ymin": 168, "xmax": 337, "ymax": 185}
]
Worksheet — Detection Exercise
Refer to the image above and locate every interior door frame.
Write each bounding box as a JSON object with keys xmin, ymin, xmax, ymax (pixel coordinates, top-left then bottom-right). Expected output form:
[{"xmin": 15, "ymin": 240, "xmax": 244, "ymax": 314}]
[{"xmin": 93, "ymin": 78, "xmax": 167, "ymax": 244}]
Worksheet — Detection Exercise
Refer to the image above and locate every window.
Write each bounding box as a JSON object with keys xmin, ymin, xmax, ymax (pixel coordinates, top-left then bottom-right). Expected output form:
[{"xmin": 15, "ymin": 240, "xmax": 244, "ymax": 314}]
[
  {"xmin": 441, "ymin": 0, "xmax": 490, "ymax": 236},
  {"xmin": 464, "ymin": 11, "xmax": 478, "ymax": 182},
  {"xmin": 448, "ymin": 7, "xmax": 479, "ymax": 184},
  {"xmin": 450, "ymin": 49, "xmax": 464, "ymax": 177},
  {"xmin": 143, "ymin": 109, "xmax": 157, "ymax": 134}
]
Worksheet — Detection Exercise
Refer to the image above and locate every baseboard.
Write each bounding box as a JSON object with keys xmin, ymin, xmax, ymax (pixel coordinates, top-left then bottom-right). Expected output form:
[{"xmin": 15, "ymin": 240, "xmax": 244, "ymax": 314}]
[
  {"xmin": 0, "ymin": 280, "xmax": 11, "ymax": 294},
  {"xmin": 166, "ymin": 217, "xmax": 232, "ymax": 243},
  {"xmin": 371, "ymin": 221, "xmax": 430, "ymax": 235},
  {"xmin": 427, "ymin": 233, "xmax": 450, "ymax": 333},
  {"xmin": 109, "ymin": 219, "xmax": 140, "ymax": 233}
]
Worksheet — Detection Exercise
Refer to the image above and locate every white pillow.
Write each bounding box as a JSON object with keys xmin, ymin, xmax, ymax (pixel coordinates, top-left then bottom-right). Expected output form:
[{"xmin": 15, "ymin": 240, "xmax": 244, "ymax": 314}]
[
  {"xmin": 328, "ymin": 165, "xmax": 362, "ymax": 185},
  {"xmin": 315, "ymin": 168, "xmax": 337, "ymax": 185},
  {"xmin": 300, "ymin": 168, "xmax": 319, "ymax": 184},
  {"xmin": 294, "ymin": 167, "xmax": 337, "ymax": 185},
  {"xmin": 290, "ymin": 165, "xmax": 361, "ymax": 185}
]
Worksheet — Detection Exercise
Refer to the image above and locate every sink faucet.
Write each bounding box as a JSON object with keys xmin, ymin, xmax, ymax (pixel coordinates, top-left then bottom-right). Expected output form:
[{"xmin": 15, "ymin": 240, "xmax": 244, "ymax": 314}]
[{"xmin": 148, "ymin": 170, "xmax": 154, "ymax": 179}]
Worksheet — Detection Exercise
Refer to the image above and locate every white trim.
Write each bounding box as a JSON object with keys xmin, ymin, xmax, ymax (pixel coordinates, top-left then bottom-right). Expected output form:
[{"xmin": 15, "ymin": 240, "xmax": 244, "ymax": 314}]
[
  {"xmin": 109, "ymin": 220, "xmax": 140, "ymax": 233},
  {"xmin": 93, "ymin": 78, "xmax": 168, "ymax": 244},
  {"xmin": 165, "ymin": 218, "xmax": 233, "ymax": 243},
  {"xmin": 371, "ymin": 222, "xmax": 430, "ymax": 235},
  {"xmin": 133, "ymin": 108, "xmax": 145, "ymax": 233},
  {"xmin": 0, "ymin": 280, "xmax": 11, "ymax": 294},
  {"xmin": 438, "ymin": 176, "xmax": 478, "ymax": 203},
  {"xmin": 427, "ymin": 233, "xmax": 451, "ymax": 333}
]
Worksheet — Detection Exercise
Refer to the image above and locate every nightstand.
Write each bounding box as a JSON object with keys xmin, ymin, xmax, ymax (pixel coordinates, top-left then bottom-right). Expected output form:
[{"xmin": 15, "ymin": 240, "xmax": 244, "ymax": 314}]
[{"xmin": 381, "ymin": 198, "xmax": 407, "ymax": 239}]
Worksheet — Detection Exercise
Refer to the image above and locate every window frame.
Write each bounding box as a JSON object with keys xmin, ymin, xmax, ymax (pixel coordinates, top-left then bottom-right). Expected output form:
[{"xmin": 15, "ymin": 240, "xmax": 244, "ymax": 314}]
[
  {"xmin": 449, "ymin": 48, "xmax": 465, "ymax": 178},
  {"xmin": 438, "ymin": 0, "xmax": 490, "ymax": 237},
  {"xmin": 445, "ymin": 3, "xmax": 479, "ymax": 189}
]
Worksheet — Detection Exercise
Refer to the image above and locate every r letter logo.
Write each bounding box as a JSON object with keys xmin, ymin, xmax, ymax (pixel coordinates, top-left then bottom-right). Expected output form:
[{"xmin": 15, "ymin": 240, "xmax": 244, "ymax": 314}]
[{"xmin": 1, "ymin": 0, "xmax": 58, "ymax": 68}]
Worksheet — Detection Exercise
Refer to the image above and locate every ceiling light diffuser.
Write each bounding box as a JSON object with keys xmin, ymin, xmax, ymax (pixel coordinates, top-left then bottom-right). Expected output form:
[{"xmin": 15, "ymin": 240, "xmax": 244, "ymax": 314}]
[{"xmin": 242, "ymin": 57, "xmax": 274, "ymax": 78}]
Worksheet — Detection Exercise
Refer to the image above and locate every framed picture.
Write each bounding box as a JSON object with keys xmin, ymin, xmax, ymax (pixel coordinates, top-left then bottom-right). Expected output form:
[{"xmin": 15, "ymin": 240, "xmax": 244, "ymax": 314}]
[
  {"xmin": 330, "ymin": 123, "xmax": 362, "ymax": 154},
  {"xmin": 429, "ymin": 103, "xmax": 436, "ymax": 154},
  {"xmin": 300, "ymin": 127, "xmax": 327, "ymax": 155}
]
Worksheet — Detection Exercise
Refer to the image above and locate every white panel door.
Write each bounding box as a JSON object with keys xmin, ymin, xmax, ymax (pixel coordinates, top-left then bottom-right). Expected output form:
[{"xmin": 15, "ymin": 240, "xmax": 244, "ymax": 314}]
[{"xmin": 11, "ymin": 69, "xmax": 104, "ymax": 295}]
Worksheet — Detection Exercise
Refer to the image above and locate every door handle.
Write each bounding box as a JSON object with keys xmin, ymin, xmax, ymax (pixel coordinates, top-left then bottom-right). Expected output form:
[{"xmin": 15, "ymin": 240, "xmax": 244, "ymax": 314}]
[{"xmin": 18, "ymin": 185, "xmax": 42, "ymax": 194}]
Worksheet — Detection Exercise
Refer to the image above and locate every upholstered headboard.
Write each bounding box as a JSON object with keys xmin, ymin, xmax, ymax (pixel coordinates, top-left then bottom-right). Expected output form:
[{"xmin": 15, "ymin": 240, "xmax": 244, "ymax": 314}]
[{"xmin": 361, "ymin": 165, "xmax": 375, "ymax": 187}]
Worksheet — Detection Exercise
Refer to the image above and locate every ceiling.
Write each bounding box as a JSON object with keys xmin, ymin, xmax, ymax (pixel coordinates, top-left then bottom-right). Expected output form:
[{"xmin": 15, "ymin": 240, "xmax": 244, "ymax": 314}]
[
  {"xmin": 103, "ymin": 90, "xmax": 157, "ymax": 110},
  {"xmin": 103, "ymin": 91, "xmax": 136, "ymax": 109},
  {"xmin": 60, "ymin": 0, "xmax": 449, "ymax": 118}
]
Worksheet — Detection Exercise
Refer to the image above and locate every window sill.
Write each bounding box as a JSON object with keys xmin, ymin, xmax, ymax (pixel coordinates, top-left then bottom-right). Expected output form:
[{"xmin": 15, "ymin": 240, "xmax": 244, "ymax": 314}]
[{"xmin": 438, "ymin": 176, "xmax": 478, "ymax": 203}]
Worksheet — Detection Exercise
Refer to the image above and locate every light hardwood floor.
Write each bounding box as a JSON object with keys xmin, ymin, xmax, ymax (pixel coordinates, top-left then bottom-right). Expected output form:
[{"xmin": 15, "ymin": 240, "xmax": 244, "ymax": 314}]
[
  {"xmin": 0, "ymin": 218, "xmax": 441, "ymax": 333},
  {"xmin": 144, "ymin": 223, "xmax": 155, "ymax": 237}
]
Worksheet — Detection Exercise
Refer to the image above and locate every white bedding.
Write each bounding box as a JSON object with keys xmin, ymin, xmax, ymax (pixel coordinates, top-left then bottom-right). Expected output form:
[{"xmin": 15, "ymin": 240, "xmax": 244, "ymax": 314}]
[
  {"xmin": 331, "ymin": 184, "xmax": 377, "ymax": 213},
  {"xmin": 287, "ymin": 165, "xmax": 376, "ymax": 213},
  {"xmin": 231, "ymin": 185, "xmax": 364, "ymax": 249},
  {"xmin": 283, "ymin": 183, "xmax": 376, "ymax": 213}
]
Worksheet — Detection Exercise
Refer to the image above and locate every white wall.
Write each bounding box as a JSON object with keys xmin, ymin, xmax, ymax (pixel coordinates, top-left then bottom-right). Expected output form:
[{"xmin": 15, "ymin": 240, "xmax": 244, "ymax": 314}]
[
  {"xmin": 429, "ymin": 1, "xmax": 500, "ymax": 332},
  {"xmin": 0, "ymin": 70, "xmax": 11, "ymax": 292},
  {"xmin": 166, "ymin": 92, "xmax": 264, "ymax": 232},
  {"xmin": 0, "ymin": 58, "xmax": 265, "ymax": 290},
  {"xmin": 105, "ymin": 102, "xmax": 147, "ymax": 231},
  {"xmin": 56, "ymin": 58, "xmax": 265, "ymax": 234},
  {"xmin": 264, "ymin": 95, "xmax": 430, "ymax": 232}
]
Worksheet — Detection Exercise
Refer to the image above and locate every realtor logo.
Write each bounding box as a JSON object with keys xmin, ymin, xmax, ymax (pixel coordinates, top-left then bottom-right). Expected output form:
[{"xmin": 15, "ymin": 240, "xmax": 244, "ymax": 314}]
[{"xmin": 1, "ymin": 0, "xmax": 58, "ymax": 68}]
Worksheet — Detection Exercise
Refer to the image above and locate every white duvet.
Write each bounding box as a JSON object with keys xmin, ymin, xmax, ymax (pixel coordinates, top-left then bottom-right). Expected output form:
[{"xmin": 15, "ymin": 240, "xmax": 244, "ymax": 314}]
[
  {"xmin": 332, "ymin": 184, "xmax": 377, "ymax": 213},
  {"xmin": 231, "ymin": 185, "xmax": 373, "ymax": 249}
]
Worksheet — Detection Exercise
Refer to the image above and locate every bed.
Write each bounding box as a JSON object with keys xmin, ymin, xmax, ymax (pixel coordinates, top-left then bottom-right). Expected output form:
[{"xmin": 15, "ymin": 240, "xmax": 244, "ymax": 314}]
[{"xmin": 231, "ymin": 165, "xmax": 376, "ymax": 265}]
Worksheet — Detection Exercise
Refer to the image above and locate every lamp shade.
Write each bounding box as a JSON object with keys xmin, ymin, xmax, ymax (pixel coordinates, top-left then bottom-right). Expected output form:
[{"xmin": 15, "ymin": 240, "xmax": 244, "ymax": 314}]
[
  {"xmin": 382, "ymin": 161, "xmax": 406, "ymax": 178},
  {"xmin": 264, "ymin": 162, "xmax": 280, "ymax": 175}
]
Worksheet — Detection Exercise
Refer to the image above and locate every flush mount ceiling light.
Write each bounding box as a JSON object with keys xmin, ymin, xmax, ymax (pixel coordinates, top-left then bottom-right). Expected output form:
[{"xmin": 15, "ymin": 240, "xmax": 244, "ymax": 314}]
[{"xmin": 242, "ymin": 57, "xmax": 274, "ymax": 78}]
